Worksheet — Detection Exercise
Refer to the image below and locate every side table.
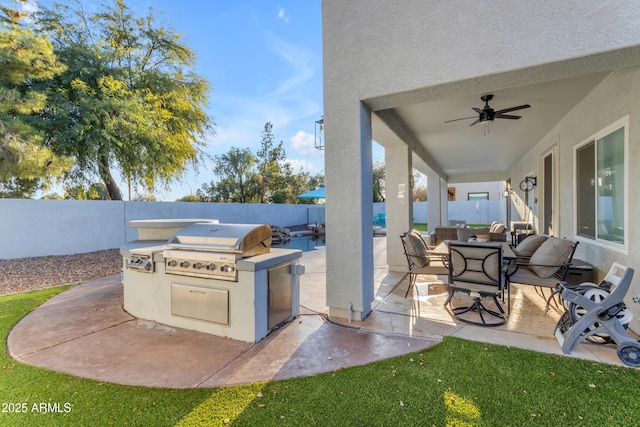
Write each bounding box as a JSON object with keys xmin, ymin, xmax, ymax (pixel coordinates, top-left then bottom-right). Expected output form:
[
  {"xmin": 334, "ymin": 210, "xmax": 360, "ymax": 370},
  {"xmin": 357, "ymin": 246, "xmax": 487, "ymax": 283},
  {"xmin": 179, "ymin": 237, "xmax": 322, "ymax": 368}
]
[{"xmin": 565, "ymin": 259, "xmax": 595, "ymax": 286}]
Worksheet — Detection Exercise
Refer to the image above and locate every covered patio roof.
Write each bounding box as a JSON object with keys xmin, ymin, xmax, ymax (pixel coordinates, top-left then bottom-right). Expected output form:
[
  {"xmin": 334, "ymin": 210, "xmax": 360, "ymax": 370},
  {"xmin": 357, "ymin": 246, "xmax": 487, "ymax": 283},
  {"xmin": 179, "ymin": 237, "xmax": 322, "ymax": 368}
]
[{"xmin": 367, "ymin": 57, "xmax": 637, "ymax": 184}]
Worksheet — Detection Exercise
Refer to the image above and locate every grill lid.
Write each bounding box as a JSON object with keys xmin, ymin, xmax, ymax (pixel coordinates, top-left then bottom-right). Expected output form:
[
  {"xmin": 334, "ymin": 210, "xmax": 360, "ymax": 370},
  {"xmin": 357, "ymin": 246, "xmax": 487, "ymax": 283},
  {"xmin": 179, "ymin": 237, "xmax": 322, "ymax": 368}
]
[{"xmin": 167, "ymin": 223, "xmax": 272, "ymax": 257}]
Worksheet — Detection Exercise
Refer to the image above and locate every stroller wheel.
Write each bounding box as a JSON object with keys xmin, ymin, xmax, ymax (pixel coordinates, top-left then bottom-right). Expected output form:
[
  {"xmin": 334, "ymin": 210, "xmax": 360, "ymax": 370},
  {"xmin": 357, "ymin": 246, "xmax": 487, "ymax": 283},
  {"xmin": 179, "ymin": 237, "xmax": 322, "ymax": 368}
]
[{"xmin": 617, "ymin": 344, "xmax": 640, "ymax": 367}]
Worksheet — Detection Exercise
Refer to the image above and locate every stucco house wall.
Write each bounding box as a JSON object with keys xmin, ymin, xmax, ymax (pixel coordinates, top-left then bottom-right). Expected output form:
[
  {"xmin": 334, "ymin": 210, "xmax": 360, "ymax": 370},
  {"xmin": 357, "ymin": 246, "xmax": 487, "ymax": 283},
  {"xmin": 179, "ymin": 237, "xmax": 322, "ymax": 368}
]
[
  {"xmin": 322, "ymin": 0, "xmax": 640, "ymax": 320},
  {"xmin": 508, "ymin": 66, "xmax": 640, "ymax": 328},
  {"xmin": 323, "ymin": 0, "xmax": 640, "ymax": 108}
]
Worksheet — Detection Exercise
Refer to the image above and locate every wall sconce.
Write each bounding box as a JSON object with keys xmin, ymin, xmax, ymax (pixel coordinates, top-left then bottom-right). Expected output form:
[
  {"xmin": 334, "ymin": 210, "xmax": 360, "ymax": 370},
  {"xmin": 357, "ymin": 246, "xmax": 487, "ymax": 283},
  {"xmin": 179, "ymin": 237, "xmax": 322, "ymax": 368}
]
[
  {"xmin": 519, "ymin": 176, "xmax": 537, "ymax": 192},
  {"xmin": 314, "ymin": 117, "xmax": 324, "ymax": 150}
]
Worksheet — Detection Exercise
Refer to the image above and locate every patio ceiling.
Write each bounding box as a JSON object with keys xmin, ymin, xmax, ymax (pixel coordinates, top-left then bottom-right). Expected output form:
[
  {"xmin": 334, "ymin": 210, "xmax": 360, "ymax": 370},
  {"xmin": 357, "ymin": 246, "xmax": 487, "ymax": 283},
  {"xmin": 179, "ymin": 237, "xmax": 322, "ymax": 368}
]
[{"xmin": 372, "ymin": 72, "xmax": 609, "ymax": 183}]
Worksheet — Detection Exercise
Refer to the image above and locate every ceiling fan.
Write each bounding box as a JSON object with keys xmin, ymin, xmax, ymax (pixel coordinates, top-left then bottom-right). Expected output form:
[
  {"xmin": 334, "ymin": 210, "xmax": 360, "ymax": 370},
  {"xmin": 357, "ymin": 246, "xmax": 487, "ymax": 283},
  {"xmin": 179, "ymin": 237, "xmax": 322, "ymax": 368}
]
[{"xmin": 445, "ymin": 94, "xmax": 531, "ymax": 126}]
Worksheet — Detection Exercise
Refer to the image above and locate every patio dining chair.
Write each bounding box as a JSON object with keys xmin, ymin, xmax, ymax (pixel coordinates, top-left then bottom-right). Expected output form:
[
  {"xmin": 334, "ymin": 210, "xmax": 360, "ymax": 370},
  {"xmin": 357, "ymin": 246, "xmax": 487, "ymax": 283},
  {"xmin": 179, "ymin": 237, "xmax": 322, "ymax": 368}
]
[
  {"xmin": 444, "ymin": 241, "xmax": 507, "ymax": 326},
  {"xmin": 507, "ymin": 237, "xmax": 578, "ymax": 301},
  {"xmin": 400, "ymin": 230, "xmax": 448, "ymax": 297}
]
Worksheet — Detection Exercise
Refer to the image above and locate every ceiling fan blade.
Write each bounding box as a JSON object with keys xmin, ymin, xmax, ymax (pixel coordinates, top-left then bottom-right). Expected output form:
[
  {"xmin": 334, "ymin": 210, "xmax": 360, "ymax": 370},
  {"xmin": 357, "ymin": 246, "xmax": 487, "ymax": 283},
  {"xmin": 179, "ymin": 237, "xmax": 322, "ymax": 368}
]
[
  {"xmin": 472, "ymin": 107, "xmax": 485, "ymax": 115},
  {"xmin": 494, "ymin": 104, "xmax": 531, "ymax": 114},
  {"xmin": 444, "ymin": 116, "xmax": 477, "ymax": 123},
  {"xmin": 468, "ymin": 119, "xmax": 479, "ymax": 126},
  {"xmin": 494, "ymin": 114, "xmax": 521, "ymax": 120}
]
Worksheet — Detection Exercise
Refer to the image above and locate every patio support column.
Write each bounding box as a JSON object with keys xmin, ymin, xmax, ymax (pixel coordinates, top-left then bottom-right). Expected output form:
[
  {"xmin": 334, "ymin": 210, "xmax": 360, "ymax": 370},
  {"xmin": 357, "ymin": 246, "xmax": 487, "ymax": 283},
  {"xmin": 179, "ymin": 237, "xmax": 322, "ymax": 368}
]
[
  {"xmin": 386, "ymin": 144, "xmax": 413, "ymax": 272},
  {"xmin": 427, "ymin": 173, "xmax": 448, "ymax": 232},
  {"xmin": 324, "ymin": 102, "xmax": 374, "ymax": 321}
]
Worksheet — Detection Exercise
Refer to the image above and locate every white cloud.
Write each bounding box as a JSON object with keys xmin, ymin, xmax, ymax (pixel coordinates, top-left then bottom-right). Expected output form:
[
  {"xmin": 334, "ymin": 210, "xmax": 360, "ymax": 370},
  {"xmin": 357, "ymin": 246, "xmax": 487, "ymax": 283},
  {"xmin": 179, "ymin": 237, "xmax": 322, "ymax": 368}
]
[
  {"xmin": 264, "ymin": 36, "xmax": 316, "ymax": 100},
  {"xmin": 277, "ymin": 7, "xmax": 289, "ymax": 23},
  {"xmin": 287, "ymin": 158, "xmax": 315, "ymax": 173},
  {"xmin": 290, "ymin": 130, "xmax": 323, "ymax": 157}
]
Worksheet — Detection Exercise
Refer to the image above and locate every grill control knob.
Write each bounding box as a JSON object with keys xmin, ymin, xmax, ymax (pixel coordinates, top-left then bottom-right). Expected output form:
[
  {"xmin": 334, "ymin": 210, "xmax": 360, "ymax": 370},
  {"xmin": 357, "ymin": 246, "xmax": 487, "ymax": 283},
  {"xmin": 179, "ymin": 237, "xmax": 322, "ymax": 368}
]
[
  {"xmin": 179, "ymin": 261, "xmax": 189, "ymax": 268},
  {"xmin": 206, "ymin": 263, "xmax": 216, "ymax": 271},
  {"xmin": 167, "ymin": 260, "xmax": 177, "ymax": 267},
  {"xmin": 193, "ymin": 262, "xmax": 203, "ymax": 269},
  {"xmin": 221, "ymin": 265, "xmax": 235, "ymax": 273}
]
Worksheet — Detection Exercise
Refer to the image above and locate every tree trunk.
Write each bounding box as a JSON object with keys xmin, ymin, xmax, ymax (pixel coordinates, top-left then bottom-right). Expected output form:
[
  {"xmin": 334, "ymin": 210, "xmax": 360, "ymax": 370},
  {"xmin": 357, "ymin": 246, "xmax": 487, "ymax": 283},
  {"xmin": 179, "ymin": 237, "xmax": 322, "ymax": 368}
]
[{"xmin": 98, "ymin": 154, "xmax": 123, "ymax": 200}]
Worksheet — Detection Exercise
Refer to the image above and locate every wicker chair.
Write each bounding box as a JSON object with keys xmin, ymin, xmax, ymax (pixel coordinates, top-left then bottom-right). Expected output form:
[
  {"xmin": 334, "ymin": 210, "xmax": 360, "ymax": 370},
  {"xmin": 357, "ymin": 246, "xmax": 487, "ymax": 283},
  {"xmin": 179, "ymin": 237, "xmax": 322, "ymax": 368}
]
[{"xmin": 433, "ymin": 226, "xmax": 460, "ymax": 245}]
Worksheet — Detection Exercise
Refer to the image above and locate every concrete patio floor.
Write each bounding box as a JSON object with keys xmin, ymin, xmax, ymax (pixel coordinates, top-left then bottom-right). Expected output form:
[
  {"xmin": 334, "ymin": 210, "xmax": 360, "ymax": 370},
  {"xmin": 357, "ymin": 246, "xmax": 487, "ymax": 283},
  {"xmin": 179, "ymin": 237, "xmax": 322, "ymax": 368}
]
[{"xmin": 7, "ymin": 237, "xmax": 634, "ymax": 389}]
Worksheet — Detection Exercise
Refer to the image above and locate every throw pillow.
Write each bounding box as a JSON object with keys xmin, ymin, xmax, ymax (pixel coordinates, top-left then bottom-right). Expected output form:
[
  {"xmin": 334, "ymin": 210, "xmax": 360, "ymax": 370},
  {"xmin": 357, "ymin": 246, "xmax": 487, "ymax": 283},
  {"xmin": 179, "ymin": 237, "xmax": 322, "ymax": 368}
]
[
  {"xmin": 493, "ymin": 223, "xmax": 506, "ymax": 234},
  {"xmin": 514, "ymin": 234, "xmax": 548, "ymax": 257},
  {"xmin": 529, "ymin": 237, "xmax": 574, "ymax": 278},
  {"xmin": 405, "ymin": 230, "xmax": 430, "ymax": 267}
]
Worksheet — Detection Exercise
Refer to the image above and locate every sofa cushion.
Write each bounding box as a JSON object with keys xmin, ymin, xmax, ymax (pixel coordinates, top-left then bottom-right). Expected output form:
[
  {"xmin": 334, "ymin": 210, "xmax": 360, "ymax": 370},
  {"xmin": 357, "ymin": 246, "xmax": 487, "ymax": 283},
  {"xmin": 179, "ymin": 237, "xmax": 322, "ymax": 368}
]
[
  {"xmin": 529, "ymin": 237, "xmax": 574, "ymax": 278},
  {"xmin": 490, "ymin": 222, "xmax": 506, "ymax": 234},
  {"xmin": 403, "ymin": 230, "xmax": 430, "ymax": 268},
  {"xmin": 514, "ymin": 234, "xmax": 548, "ymax": 257}
]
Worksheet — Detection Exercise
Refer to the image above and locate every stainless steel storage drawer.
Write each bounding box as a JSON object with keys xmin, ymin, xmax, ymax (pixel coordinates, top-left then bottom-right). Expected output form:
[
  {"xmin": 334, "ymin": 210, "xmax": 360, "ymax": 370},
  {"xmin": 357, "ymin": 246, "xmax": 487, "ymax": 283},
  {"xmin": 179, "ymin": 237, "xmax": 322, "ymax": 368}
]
[{"xmin": 171, "ymin": 283, "xmax": 229, "ymax": 325}]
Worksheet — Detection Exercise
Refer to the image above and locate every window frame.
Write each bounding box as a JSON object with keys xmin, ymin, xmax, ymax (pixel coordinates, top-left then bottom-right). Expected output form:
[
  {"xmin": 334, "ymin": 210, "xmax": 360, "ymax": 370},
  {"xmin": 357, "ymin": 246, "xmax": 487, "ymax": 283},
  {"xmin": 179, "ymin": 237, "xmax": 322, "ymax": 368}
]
[
  {"xmin": 467, "ymin": 192, "xmax": 489, "ymax": 201},
  {"xmin": 573, "ymin": 115, "xmax": 629, "ymax": 254}
]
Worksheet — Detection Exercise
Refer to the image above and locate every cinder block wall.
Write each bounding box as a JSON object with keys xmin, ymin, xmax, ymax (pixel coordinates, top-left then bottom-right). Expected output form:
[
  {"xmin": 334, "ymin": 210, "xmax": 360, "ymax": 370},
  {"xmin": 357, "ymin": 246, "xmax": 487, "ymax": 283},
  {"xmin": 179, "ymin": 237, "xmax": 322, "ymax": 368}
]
[{"xmin": 0, "ymin": 200, "xmax": 319, "ymax": 259}]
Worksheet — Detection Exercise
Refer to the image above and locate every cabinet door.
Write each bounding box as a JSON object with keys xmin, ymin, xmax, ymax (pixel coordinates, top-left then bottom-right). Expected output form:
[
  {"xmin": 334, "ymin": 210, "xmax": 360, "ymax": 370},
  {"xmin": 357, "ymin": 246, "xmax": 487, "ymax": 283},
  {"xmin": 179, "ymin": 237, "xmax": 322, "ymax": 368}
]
[{"xmin": 268, "ymin": 263, "xmax": 292, "ymax": 329}]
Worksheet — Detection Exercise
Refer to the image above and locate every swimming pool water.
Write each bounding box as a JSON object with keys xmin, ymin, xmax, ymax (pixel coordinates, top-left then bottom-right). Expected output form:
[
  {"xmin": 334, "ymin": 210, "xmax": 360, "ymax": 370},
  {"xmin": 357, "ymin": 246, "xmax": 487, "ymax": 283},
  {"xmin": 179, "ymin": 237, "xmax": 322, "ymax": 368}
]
[{"xmin": 271, "ymin": 235, "xmax": 326, "ymax": 252}]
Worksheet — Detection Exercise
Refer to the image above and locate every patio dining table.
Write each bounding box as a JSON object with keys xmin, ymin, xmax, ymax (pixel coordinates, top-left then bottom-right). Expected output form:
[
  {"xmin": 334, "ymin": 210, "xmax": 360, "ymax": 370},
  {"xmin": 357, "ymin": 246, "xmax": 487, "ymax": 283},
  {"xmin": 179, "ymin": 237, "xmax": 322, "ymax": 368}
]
[{"xmin": 431, "ymin": 240, "xmax": 516, "ymax": 262}]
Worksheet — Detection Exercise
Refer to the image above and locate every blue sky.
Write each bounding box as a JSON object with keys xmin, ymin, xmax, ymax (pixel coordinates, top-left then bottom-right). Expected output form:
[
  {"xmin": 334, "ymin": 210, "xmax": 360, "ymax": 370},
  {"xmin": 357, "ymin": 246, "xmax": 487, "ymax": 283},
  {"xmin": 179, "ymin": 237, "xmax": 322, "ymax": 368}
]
[
  {"xmin": 30, "ymin": 0, "xmax": 331, "ymax": 200},
  {"xmin": 125, "ymin": 0, "xmax": 326, "ymax": 200}
]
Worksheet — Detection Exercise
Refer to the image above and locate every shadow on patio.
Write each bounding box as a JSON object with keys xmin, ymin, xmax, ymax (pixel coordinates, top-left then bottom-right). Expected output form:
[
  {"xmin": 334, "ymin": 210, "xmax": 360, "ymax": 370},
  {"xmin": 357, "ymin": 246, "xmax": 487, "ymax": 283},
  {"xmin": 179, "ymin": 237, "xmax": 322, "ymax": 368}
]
[
  {"xmin": 326, "ymin": 237, "xmax": 633, "ymax": 367},
  {"xmin": 6, "ymin": 237, "xmax": 633, "ymax": 390}
]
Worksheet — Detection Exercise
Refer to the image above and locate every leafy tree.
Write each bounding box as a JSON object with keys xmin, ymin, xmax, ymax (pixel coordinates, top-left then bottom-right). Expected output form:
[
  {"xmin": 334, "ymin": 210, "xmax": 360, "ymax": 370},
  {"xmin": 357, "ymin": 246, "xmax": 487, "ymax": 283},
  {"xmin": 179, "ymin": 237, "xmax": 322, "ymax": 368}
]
[
  {"xmin": 62, "ymin": 182, "xmax": 109, "ymax": 200},
  {"xmin": 133, "ymin": 193, "xmax": 157, "ymax": 202},
  {"xmin": 176, "ymin": 194, "xmax": 201, "ymax": 202},
  {"xmin": 372, "ymin": 161, "xmax": 385, "ymax": 202},
  {"xmin": 199, "ymin": 123, "xmax": 325, "ymax": 204},
  {"xmin": 87, "ymin": 182, "xmax": 109, "ymax": 200},
  {"xmin": 277, "ymin": 166, "xmax": 324, "ymax": 204},
  {"xmin": 40, "ymin": 191, "xmax": 63, "ymax": 199},
  {"xmin": 33, "ymin": 0, "xmax": 213, "ymax": 200},
  {"xmin": 0, "ymin": 1, "xmax": 71, "ymax": 197},
  {"xmin": 412, "ymin": 170, "xmax": 427, "ymax": 201},
  {"xmin": 212, "ymin": 147, "xmax": 257, "ymax": 203},
  {"xmin": 256, "ymin": 122, "xmax": 286, "ymax": 203},
  {"xmin": 64, "ymin": 184, "xmax": 87, "ymax": 200}
]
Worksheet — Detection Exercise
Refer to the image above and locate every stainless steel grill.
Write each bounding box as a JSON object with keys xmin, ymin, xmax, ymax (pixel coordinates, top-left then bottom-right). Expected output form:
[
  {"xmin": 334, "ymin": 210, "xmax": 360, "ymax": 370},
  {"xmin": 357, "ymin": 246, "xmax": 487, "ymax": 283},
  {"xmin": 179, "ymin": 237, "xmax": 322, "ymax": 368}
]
[
  {"xmin": 162, "ymin": 223, "xmax": 272, "ymax": 281},
  {"xmin": 121, "ymin": 220, "xmax": 302, "ymax": 343}
]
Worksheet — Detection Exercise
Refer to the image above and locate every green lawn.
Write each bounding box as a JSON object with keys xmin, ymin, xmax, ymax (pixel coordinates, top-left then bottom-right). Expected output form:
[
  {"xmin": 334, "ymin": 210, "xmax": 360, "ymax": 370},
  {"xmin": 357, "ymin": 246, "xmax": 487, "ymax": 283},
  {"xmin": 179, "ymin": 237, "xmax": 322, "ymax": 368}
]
[{"xmin": 2, "ymin": 287, "xmax": 640, "ymax": 426}]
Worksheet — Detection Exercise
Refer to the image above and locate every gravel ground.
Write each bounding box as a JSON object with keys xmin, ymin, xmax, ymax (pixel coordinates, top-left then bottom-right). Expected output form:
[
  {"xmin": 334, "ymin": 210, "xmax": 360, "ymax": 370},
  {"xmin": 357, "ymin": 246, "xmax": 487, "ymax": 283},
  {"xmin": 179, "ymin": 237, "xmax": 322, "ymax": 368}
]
[
  {"xmin": 0, "ymin": 249, "xmax": 122, "ymax": 295},
  {"xmin": 0, "ymin": 225, "xmax": 311, "ymax": 295}
]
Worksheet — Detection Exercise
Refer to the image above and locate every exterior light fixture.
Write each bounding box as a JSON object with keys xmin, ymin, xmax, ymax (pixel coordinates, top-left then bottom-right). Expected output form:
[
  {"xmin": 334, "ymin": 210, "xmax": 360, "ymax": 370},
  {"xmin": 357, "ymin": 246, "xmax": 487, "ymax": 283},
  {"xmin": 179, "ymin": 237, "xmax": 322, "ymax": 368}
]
[
  {"xmin": 519, "ymin": 176, "xmax": 537, "ymax": 192},
  {"xmin": 315, "ymin": 117, "xmax": 324, "ymax": 150}
]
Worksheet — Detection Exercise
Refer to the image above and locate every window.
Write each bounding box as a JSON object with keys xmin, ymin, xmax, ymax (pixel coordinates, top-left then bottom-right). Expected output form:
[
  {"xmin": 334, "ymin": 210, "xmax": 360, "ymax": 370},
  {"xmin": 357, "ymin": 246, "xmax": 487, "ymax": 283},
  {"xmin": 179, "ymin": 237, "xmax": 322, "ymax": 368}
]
[
  {"xmin": 468, "ymin": 192, "xmax": 489, "ymax": 201},
  {"xmin": 575, "ymin": 116, "xmax": 628, "ymax": 251}
]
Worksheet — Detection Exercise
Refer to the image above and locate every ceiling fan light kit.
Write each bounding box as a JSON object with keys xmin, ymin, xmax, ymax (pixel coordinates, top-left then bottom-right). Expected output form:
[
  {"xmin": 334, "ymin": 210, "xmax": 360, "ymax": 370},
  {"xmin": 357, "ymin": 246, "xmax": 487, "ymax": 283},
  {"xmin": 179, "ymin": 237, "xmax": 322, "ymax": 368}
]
[{"xmin": 445, "ymin": 94, "xmax": 531, "ymax": 127}]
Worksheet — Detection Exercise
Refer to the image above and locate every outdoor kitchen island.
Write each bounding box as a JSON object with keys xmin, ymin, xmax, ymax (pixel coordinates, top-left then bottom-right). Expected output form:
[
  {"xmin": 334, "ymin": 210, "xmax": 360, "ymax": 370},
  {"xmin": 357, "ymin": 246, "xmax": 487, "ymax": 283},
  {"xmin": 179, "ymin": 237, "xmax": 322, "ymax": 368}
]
[{"xmin": 121, "ymin": 220, "xmax": 304, "ymax": 343}]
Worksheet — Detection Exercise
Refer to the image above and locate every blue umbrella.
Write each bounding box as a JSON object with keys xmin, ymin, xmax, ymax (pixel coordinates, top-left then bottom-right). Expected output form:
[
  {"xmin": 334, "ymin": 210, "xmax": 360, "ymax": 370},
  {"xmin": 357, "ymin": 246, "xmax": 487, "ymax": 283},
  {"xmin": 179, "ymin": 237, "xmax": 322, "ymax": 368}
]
[{"xmin": 297, "ymin": 187, "xmax": 325, "ymax": 199}]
